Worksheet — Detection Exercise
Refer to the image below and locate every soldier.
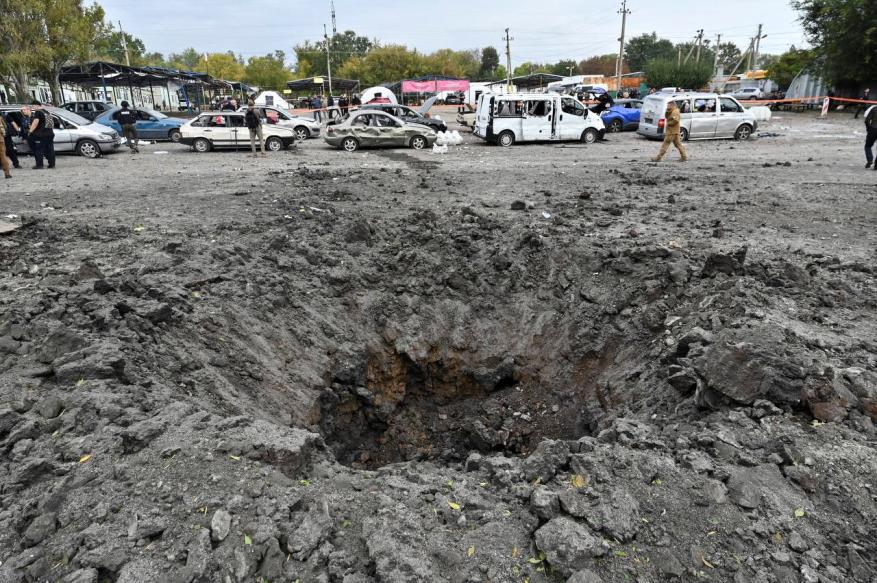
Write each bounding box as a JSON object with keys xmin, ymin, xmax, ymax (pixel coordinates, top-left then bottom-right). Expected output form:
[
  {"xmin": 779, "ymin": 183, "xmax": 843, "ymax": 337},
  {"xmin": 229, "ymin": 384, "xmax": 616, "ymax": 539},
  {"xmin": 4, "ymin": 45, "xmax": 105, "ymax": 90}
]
[
  {"xmin": 112, "ymin": 101, "xmax": 140, "ymax": 153},
  {"xmin": 864, "ymin": 102, "xmax": 876, "ymax": 170},
  {"xmin": 652, "ymin": 101, "xmax": 688, "ymax": 162}
]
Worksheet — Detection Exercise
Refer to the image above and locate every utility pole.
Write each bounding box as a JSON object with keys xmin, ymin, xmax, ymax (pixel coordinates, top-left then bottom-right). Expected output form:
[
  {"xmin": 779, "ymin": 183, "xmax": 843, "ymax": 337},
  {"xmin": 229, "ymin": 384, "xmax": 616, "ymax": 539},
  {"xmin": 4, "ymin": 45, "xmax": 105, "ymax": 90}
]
[
  {"xmin": 684, "ymin": 30, "xmax": 703, "ymax": 64},
  {"xmin": 330, "ymin": 1, "xmax": 337, "ymax": 35},
  {"xmin": 324, "ymin": 24, "xmax": 333, "ymax": 97},
  {"xmin": 714, "ymin": 34, "xmax": 722, "ymax": 74},
  {"xmin": 752, "ymin": 24, "xmax": 766, "ymax": 71},
  {"xmin": 118, "ymin": 20, "xmax": 130, "ymax": 66},
  {"xmin": 695, "ymin": 29, "xmax": 704, "ymax": 62},
  {"xmin": 677, "ymin": 47, "xmax": 682, "ymax": 66},
  {"xmin": 503, "ymin": 28, "xmax": 514, "ymax": 92},
  {"xmin": 720, "ymin": 37, "xmax": 755, "ymax": 91},
  {"xmin": 615, "ymin": 0, "xmax": 630, "ymax": 95}
]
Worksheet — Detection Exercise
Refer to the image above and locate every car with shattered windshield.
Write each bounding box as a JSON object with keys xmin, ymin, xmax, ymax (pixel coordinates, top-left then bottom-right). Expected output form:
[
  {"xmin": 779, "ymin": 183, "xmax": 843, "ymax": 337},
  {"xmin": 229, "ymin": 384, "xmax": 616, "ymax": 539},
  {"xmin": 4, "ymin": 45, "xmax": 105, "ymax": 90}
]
[
  {"xmin": 324, "ymin": 110, "xmax": 437, "ymax": 152},
  {"xmin": 359, "ymin": 98, "xmax": 447, "ymax": 133}
]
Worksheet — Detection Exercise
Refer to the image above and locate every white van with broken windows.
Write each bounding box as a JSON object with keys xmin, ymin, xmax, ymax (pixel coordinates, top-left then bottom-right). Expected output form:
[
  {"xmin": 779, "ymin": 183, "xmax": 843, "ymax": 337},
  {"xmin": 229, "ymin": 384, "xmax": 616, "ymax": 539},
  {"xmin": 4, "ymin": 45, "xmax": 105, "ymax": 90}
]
[{"xmin": 473, "ymin": 93, "xmax": 605, "ymax": 147}]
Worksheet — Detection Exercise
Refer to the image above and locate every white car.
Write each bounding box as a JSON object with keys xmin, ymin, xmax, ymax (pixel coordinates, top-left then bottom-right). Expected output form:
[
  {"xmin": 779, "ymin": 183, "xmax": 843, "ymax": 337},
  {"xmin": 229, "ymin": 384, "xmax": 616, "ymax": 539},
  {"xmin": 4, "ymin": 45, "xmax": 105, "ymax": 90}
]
[
  {"xmin": 237, "ymin": 105, "xmax": 321, "ymax": 141},
  {"xmin": 179, "ymin": 112, "xmax": 297, "ymax": 153},
  {"xmin": 729, "ymin": 87, "xmax": 764, "ymax": 100}
]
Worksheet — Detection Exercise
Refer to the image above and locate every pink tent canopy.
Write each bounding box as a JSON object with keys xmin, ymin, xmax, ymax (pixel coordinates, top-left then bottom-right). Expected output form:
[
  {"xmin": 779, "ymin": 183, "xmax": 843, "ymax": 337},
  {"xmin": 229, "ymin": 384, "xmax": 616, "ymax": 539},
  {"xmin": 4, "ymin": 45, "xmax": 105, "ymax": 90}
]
[{"xmin": 401, "ymin": 79, "xmax": 470, "ymax": 93}]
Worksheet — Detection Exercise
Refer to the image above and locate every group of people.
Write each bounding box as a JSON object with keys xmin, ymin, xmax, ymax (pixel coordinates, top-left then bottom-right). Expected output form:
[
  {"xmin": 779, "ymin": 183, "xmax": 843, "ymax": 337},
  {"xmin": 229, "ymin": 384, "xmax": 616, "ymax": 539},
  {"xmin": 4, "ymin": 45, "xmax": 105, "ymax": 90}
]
[
  {"xmin": 0, "ymin": 100, "xmax": 57, "ymax": 178},
  {"xmin": 308, "ymin": 94, "xmax": 361, "ymax": 122}
]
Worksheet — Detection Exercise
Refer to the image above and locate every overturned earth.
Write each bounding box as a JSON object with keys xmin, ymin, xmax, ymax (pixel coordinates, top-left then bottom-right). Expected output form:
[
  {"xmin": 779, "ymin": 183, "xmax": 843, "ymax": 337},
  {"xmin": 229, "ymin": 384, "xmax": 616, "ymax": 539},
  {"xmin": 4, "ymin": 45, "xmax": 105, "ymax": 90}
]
[{"xmin": 1, "ymin": 116, "xmax": 876, "ymax": 583}]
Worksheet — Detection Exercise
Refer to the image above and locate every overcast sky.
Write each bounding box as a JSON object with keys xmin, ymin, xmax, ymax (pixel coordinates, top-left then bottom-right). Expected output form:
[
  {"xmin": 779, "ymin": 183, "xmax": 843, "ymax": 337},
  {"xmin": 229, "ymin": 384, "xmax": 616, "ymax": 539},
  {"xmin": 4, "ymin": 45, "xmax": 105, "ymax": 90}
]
[{"xmin": 97, "ymin": 0, "xmax": 807, "ymax": 67}]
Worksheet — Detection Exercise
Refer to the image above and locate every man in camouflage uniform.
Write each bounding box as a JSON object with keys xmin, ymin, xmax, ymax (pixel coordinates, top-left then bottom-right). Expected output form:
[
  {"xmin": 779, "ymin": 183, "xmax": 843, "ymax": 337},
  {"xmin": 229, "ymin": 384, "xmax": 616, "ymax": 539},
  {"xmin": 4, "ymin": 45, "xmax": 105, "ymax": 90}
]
[{"xmin": 652, "ymin": 101, "xmax": 688, "ymax": 162}]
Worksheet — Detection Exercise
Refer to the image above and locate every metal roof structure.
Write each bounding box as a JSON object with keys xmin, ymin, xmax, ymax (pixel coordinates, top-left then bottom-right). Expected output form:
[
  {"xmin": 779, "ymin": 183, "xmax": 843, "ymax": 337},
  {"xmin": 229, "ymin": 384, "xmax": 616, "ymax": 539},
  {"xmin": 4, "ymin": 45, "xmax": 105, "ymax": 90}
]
[
  {"xmin": 286, "ymin": 77, "xmax": 360, "ymax": 93},
  {"xmin": 486, "ymin": 73, "xmax": 564, "ymax": 90},
  {"xmin": 59, "ymin": 61, "xmax": 232, "ymax": 89}
]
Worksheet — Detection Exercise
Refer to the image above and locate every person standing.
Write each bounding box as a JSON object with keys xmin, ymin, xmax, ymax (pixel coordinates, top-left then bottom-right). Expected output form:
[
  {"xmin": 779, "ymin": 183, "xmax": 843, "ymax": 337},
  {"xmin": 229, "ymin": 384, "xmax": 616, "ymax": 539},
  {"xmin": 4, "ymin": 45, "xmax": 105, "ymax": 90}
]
[
  {"xmin": 245, "ymin": 101, "xmax": 265, "ymax": 157},
  {"xmin": 312, "ymin": 95, "xmax": 322, "ymax": 122},
  {"xmin": 28, "ymin": 101, "xmax": 55, "ymax": 169},
  {"xmin": 339, "ymin": 94, "xmax": 349, "ymax": 116},
  {"xmin": 864, "ymin": 102, "xmax": 877, "ymax": 170},
  {"xmin": 351, "ymin": 94, "xmax": 361, "ymax": 110},
  {"xmin": 854, "ymin": 88, "xmax": 871, "ymax": 119},
  {"xmin": 1, "ymin": 111, "xmax": 20, "ymax": 170},
  {"xmin": 652, "ymin": 101, "xmax": 687, "ymax": 162},
  {"xmin": 0, "ymin": 113, "xmax": 12, "ymax": 179},
  {"xmin": 112, "ymin": 101, "xmax": 140, "ymax": 153}
]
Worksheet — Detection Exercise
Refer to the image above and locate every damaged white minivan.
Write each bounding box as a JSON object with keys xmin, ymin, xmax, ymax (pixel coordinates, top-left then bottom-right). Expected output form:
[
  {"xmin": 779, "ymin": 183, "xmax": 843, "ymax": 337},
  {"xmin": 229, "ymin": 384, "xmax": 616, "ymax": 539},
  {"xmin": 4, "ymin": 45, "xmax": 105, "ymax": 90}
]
[{"xmin": 473, "ymin": 93, "xmax": 605, "ymax": 146}]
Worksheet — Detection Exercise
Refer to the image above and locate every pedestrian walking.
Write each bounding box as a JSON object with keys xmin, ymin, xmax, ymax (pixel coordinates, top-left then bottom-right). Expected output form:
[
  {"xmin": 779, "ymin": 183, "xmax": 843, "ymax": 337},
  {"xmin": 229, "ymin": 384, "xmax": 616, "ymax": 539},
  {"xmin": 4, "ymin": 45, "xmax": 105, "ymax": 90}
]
[
  {"xmin": 1, "ymin": 111, "xmax": 20, "ymax": 170},
  {"xmin": 312, "ymin": 95, "xmax": 322, "ymax": 122},
  {"xmin": 0, "ymin": 113, "xmax": 12, "ymax": 179},
  {"xmin": 245, "ymin": 101, "xmax": 265, "ymax": 157},
  {"xmin": 652, "ymin": 101, "xmax": 687, "ymax": 162},
  {"xmin": 854, "ymin": 88, "xmax": 871, "ymax": 119},
  {"xmin": 28, "ymin": 101, "xmax": 55, "ymax": 169},
  {"xmin": 112, "ymin": 101, "xmax": 140, "ymax": 153},
  {"xmin": 864, "ymin": 102, "xmax": 877, "ymax": 170}
]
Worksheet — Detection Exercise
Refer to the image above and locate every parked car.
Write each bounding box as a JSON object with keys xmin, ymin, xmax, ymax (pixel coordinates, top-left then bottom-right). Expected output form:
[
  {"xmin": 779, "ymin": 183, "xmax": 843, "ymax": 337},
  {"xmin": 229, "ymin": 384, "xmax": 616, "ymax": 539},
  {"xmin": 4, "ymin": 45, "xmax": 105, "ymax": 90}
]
[
  {"xmin": 473, "ymin": 92, "xmax": 605, "ymax": 146},
  {"xmin": 236, "ymin": 105, "xmax": 321, "ymax": 141},
  {"xmin": 61, "ymin": 100, "xmax": 114, "ymax": 121},
  {"xmin": 444, "ymin": 93, "xmax": 464, "ymax": 105},
  {"xmin": 359, "ymin": 100, "xmax": 447, "ymax": 133},
  {"xmin": 601, "ymin": 99, "xmax": 643, "ymax": 132},
  {"xmin": 95, "ymin": 106, "xmax": 187, "ymax": 142},
  {"xmin": 637, "ymin": 92, "xmax": 758, "ymax": 141},
  {"xmin": 179, "ymin": 112, "xmax": 297, "ymax": 152},
  {"xmin": 1, "ymin": 104, "xmax": 123, "ymax": 158},
  {"xmin": 324, "ymin": 110, "xmax": 436, "ymax": 152},
  {"xmin": 456, "ymin": 105, "xmax": 477, "ymax": 130},
  {"xmin": 729, "ymin": 87, "xmax": 764, "ymax": 101}
]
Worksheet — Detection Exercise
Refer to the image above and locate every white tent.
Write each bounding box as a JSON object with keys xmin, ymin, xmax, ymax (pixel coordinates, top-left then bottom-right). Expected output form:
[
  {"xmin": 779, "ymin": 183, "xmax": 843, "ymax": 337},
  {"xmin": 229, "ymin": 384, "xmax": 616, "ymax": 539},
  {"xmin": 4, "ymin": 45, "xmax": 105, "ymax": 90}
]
[
  {"xmin": 254, "ymin": 90, "xmax": 293, "ymax": 110},
  {"xmin": 360, "ymin": 86, "xmax": 398, "ymax": 105}
]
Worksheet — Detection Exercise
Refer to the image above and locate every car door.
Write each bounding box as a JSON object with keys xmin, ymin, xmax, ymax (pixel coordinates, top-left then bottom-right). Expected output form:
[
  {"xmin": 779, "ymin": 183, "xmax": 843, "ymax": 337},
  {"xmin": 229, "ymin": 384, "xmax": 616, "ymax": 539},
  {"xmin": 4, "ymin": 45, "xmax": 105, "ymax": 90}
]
[
  {"xmin": 521, "ymin": 99, "xmax": 551, "ymax": 141},
  {"xmin": 228, "ymin": 114, "xmax": 247, "ymax": 149},
  {"xmin": 559, "ymin": 97, "xmax": 586, "ymax": 140},
  {"xmin": 689, "ymin": 98, "xmax": 717, "ymax": 138},
  {"xmin": 50, "ymin": 114, "xmax": 74, "ymax": 152},
  {"xmin": 350, "ymin": 113, "xmax": 380, "ymax": 146},
  {"xmin": 205, "ymin": 114, "xmax": 233, "ymax": 147},
  {"xmin": 135, "ymin": 110, "xmax": 161, "ymax": 139},
  {"xmin": 717, "ymin": 97, "xmax": 744, "ymax": 137},
  {"xmin": 372, "ymin": 112, "xmax": 406, "ymax": 146}
]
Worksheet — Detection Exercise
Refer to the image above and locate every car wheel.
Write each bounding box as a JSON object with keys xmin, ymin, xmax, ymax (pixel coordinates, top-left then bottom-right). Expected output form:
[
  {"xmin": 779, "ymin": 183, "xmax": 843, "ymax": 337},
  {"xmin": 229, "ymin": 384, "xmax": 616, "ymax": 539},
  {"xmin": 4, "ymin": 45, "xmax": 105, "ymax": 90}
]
[
  {"xmin": 410, "ymin": 135, "xmax": 428, "ymax": 150},
  {"xmin": 294, "ymin": 126, "xmax": 310, "ymax": 141},
  {"xmin": 342, "ymin": 137, "xmax": 359, "ymax": 152},
  {"xmin": 497, "ymin": 130, "xmax": 515, "ymax": 147},
  {"xmin": 266, "ymin": 136, "xmax": 283, "ymax": 151},
  {"xmin": 76, "ymin": 139, "xmax": 100, "ymax": 158},
  {"xmin": 680, "ymin": 128, "xmax": 689, "ymax": 142},
  {"xmin": 581, "ymin": 128, "xmax": 598, "ymax": 144},
  {"xmin": 609, "ymin": 119, "xmax": 623, "ymax": 133},
  {"xmin": 193, "ymin": 138, "xmax": 211, "ymax": 153},
  {"xmin": 169, "ymin": 129, "xmax": 182, "ymax": 143},
  {"xmin": 734, "ymin": 124, "xmax": 753, "ymax": 141}
]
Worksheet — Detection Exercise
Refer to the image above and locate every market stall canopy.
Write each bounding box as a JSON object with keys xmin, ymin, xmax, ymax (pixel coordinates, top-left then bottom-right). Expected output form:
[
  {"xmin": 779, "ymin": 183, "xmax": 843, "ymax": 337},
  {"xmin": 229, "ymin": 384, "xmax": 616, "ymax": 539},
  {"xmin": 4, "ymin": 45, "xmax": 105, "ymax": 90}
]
[
  {"xmin": 59, "ymin": 61, "xmax": 231, "ymax": 89},
  {"xmin": 286, "ymin": 77, "xmax": 360, "ymax": 93}
]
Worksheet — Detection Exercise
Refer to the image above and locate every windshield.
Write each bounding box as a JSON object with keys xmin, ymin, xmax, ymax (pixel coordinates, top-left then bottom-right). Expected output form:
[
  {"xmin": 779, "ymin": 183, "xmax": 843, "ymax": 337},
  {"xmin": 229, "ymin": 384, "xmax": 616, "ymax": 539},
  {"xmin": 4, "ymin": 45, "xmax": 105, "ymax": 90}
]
[{"xmin": 49, "ymin": 107, "xmax": 91, "ymax": 126}]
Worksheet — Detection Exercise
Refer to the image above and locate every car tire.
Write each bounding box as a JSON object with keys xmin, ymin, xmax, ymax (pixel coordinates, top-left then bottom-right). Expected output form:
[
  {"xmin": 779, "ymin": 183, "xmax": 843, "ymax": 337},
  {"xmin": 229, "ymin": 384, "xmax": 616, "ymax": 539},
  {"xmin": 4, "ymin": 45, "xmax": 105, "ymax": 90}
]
[
  {"xmin": 680, "ymin": 128, "xmax": 689, "ymax": 142},
  {"xmin": 734, "ymin": 124, "xmax": 753, "ymax": 141},
  {"xmin": 581, "ymin": 128, "xmax": 598, "ymax": 144},
  {"xmin": 609, "ymin": 119, "xmax": 623, "ymax": 133},
  {"xmin": 76, "ymin": 139, "xmax": 101, "ymax": 158},
  {"xmin": 266, "ymin": 136, "xmax": 283, "ymax": 151},
  {"xmin": 169, "ymin": 129, "xmax": 182, "ymax": 143},
  {"xmin": 497, "ymin": 130, "xmax": 515, "ymax": 147},
  {"xmin": 193, "ymin": 138, "xmax": 211, "ymax": 153},
  {"xmin": 294, "ymin": 126, "xmax": 310, "ymax": 141},
  {"xmin": 409, "ymin": 135, "xmax": 428, "ymax": 150},
  {"xmin": 342, "ymin": 137, "xmax": 359, "ymax": 152}
]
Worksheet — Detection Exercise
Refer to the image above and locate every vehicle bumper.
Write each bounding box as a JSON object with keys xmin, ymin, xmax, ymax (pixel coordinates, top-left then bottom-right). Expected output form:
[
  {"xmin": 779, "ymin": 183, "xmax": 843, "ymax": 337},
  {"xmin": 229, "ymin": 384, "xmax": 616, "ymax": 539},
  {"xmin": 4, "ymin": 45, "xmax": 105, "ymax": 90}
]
[
  {"xmin": 98, "ymin": 137, "xmax": 124, "ymax": 153},
  {"xmin": 323, "ymin": 136, "xmax": 344, "ymax": 147},
  {"xmin": 179, "ymin": 137, "xmax": 196, "ymax": 146}
]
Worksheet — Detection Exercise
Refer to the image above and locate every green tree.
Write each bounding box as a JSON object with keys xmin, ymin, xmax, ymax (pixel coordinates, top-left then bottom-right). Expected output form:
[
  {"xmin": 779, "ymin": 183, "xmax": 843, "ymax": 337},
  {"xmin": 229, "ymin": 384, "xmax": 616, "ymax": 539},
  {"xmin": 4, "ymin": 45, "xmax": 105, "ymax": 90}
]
[
  {"xmin": 37, "ymin": 0, "xmax": 105, "ymax": 104},
  {"xmin": 513, "ymin": 62, "xmax": 551, "ymax": 76},
  {"xmin": 768, "ymin": 46, "xmax": 814, "ymax": 89},
  {"xmin": 551, "ymin": 59, "xmax": 580, "ymax": 76},
  {"xmin": 95, "ymin": 27, "xmax": 148, "ymax": 65},
  {"xmin": 480, "ymin": 46, "xmax": 500, "ymax": 77},
  {"xmin": 793, "ymin": 0, "xmax": 877, "ymax": 84},
  {"xmin": 424, "ymin": 49, "xmax": 480, "ymax": 78},
  {"xmin": 625, "ymin": 32, "xmax": 676, "ymax": 71},
  {"xmin": 716, "ymin": 42, "xmax": 742, "ymax": 70},
  {"xmin": 244, "ymin": 51, "xmax": 293, "ymax": 90},
  {"xmin": 198, "ymin": 52, "xmax": 245, "ymax": 81},
  {"xmin": 337, "ymin": 45, "xmax": 424, "ymax": 87},
  {"xmin": 579, "ymin": 54, "xmax": 620, "ymax": 76},
  {"xmin": 0, "ymin": 0, "xmax": 49, "ymax": 101},
  {"xmin": 294, "ymin": 30, "xmax": 374, "ymax": 78},
  {"xmin": 644, "ymin": 59, "xmax": 713, "ymax": 90},
  {"xmin": 168, "ymin": 48, "xmax": 202, "ymax": 71}
]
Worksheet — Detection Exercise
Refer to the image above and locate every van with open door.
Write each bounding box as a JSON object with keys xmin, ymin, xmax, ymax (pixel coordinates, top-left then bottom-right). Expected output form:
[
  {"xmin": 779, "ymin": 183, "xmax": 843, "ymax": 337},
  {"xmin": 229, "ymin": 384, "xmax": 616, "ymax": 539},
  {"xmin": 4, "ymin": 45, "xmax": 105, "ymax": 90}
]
[
  {"xmin": 637, "ymin": 91, "xmax": 758, "ymax": 141},
  {"xmin": 473, "ymin": 93, "xmax": 605, "ymax": 147}
]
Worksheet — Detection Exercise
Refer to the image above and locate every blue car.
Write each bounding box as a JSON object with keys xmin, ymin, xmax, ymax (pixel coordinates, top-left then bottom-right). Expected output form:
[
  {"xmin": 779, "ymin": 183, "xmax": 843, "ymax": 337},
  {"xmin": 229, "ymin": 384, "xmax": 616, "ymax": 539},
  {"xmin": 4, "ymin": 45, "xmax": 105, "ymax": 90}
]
[
  {"xmin": 95, "ymin": 106, "xmax": 187, "ymax": 143},
  {"xmin": 601, "ymin": 99, "xmax": 643, "ymax": 133}
]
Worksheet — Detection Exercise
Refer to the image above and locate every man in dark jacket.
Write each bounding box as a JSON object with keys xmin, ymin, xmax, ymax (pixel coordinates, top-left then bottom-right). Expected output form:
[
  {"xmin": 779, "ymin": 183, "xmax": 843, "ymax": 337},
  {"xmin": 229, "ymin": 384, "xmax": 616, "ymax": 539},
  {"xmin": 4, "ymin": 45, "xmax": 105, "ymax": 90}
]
[
  {"xmin": 864, "ymin": 103, "xmax": 877, "ymax": 170},
  {"xmin": 28, "ymin": 101, "xmax": 55, "ymax": 169},
  {"xmin": 245, "ymin": 101, "xmax": 265, "ymax": 157},
  {"xmin": 112, "ymin": 101, "xmax": 139, "ymax": 153},
  {"xmin": 1, "ymin": 111, "xmax": 20, "ymax": 170},
  {"xmin": 855, "ymin": 88, "xmax": 871, "ymax": 119}
]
